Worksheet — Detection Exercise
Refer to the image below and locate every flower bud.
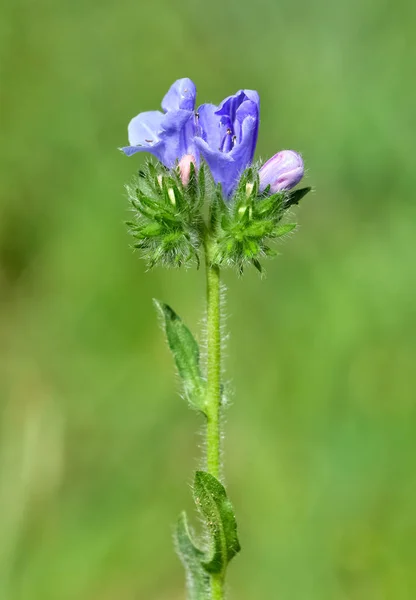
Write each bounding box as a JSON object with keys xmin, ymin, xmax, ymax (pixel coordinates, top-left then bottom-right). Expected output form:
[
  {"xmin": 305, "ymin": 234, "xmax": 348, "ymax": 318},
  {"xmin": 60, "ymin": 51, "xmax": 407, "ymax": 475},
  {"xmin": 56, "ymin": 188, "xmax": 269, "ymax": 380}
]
[
  {"xmin": 245, "ymin": 182, "xmax": 254, "ymax": 197},
  {"xmin": 178, "ymin": 154, "xmax": 197, "ymax": 186},
  {"xmin": 168, "ymin": 187, "xmax": 176, "ymax": 205},
  {"xmin": 259, "ymin": 150, "xmax": 304, "ymax": 194}
]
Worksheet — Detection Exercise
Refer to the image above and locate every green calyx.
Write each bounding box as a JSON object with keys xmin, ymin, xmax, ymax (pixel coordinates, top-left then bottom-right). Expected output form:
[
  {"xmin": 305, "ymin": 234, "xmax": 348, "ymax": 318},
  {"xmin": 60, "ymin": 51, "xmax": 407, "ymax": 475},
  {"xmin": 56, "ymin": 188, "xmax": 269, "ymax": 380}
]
[
  {"xmin": 126, "ymin": 159, "xmax": 205, "ymax": 268},
  {"xmin": 210, "ymin": 166, "xmax": 311, "ymax": 274},
  {"xmin": 126, "ymin": 159, "xmax": 311, "ymax": 273}
]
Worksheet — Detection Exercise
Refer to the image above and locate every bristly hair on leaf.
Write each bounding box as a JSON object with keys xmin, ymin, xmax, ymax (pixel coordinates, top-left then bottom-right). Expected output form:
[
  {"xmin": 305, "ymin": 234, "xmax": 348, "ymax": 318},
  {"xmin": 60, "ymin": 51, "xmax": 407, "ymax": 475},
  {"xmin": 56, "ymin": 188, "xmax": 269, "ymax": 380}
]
[
  {"xmin": 209, "ymin": 162, "xmax": 310, "ymax": 274},
  {"xmin": 125, "ymin": 159, "xmax": 310, "ymax": 274},
  {"xmin": 125, "ymin": 158, "xmax": 206, "ymax": 269}
]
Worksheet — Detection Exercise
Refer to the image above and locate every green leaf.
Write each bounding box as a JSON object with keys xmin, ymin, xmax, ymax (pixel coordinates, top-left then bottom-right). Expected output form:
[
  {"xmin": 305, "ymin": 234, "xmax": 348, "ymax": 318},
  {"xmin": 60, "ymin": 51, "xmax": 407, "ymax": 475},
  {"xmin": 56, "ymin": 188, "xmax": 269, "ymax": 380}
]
[
  {"xmin": 272, "ymin": 222, "xmax": 297, "ymax": 237},
  {"xmin": 193, "ymin": 471, "xmax": 241, "ymax": 575},
  {"xmin": 252, "ymin": 258, "xmax": 263, "ymax": 274},
  {"xmin": 285, "ymin": 186, "xmax": 311, "ymax": 207},
  {"xmin": 154, "ymin": 301, "xmax": 206, "ymax": 412},
  {"xmin": 175, "ymin": 512, "xmax": 210, "ymax": 600}
]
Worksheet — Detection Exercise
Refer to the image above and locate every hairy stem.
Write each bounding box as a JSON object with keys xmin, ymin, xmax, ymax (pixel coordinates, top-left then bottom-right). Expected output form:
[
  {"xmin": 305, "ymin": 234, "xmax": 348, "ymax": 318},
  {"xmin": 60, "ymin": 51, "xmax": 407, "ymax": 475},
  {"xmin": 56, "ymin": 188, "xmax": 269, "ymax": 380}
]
[
  {"xmin": 205, "ymin": 240, "xmax": 221, "ymax": 479},
  {"xmin": 204, "ymin": 238, "xmax": 224, "ymax": 600},
  {"xmin": 210, "ymin": 574, "xmax": 225, "ymax": 600}
]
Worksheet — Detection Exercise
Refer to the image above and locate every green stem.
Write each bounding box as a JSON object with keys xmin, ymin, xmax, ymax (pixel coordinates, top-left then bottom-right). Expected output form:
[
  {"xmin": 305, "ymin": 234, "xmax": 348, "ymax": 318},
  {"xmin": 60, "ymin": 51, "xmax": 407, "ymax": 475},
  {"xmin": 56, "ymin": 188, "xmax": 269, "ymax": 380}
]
[
  {"xmin": 210, "ymin": 574, "xmax": 224, "ymax": 600},
  {"xmin": 205, "ymin": 240, "xmax": 221, "ymax": 479},
  {"xmin": 204, "ymin": 238, "xmax": 224, "ymax": 600}
]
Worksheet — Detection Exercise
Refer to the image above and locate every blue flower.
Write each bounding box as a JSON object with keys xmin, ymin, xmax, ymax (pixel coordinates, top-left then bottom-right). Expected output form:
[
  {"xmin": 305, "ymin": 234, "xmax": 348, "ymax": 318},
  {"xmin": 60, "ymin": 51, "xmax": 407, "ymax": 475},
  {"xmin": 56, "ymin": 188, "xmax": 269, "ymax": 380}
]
[
  {"xmin": 122, "ymin": 80, "xmax": 305, "ymax": 201},
  {"xmin": 195, "ymin": 90, "xmax": 260, "ymax": 198},
  {"xmin": 122, "ymin": 78, "xmax": 198, "ymax": 168}
]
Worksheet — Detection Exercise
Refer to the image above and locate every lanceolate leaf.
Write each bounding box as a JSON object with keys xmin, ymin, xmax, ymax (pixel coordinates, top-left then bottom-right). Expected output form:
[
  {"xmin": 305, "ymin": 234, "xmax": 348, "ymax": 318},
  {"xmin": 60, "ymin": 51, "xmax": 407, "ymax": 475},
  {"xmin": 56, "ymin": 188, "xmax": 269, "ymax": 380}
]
[
  {"xmin": 154, "ymin": 301, "xmax": 205, "ymax": 412},
  {"xmin": 193, "ymin": 471, "xmax": 241, "ymax": 575},
  {"xmin": 272, "ymin": 223, "xmax": 297, "ymax": 238},
  {"xmin": 284, "ymin": 186, "xmax": 311, "ymax": 208},
  {"xmin": 175, "ymin": 512, "xmax": 210, "ymax": 600}
]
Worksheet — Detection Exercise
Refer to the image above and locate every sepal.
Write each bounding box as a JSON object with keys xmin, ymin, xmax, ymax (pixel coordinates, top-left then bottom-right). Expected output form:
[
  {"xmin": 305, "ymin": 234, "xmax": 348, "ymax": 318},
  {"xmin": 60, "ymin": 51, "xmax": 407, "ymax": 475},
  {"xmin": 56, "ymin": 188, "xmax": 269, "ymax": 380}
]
[
  {"xmin": 284, "ymin": 186, "xmax": 312, "ymax": 208},
  {"xmin": 126, "ymin": 160, "xmax": 310, "ymax": 272}
]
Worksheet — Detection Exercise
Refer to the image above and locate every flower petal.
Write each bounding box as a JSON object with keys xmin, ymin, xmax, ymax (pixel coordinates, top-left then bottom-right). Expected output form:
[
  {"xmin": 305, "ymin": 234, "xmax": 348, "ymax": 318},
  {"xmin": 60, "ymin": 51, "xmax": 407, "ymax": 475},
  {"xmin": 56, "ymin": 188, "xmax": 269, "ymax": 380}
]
[
  {"xmin": 230, "ymin": 115, "xmax": 258, "ymax": 171},
  {"xmin": 127, "ymin": 110, "xmax": 164, "ymax": 146},
  {"xmin": 195, "ymin": 137, "xmax": 239, "ymax": 198},
  {"xmin": 196, "ymin": 103, "xmax": 222, "ymax": 150},
  {"xmin": 215, "ymin": 89, "xmax": 259, "ymax": 120},
  {"xmin": 121, "ymin": 141, "xmax": 164, "ymax": 160},
  {"xmin": 160, "ymin": 109, "xmax": 198, "ymax": 167},
  {"xmin": 161, "ymin": 78, "xmax": 197, "ymax": 112},
  {"xmin": 123, "ymin": 109, "xmax": 198, "ymax": 167},
  {"xmin": 241, "ymin": 89, "xmax": 260, "ymax": 110},
  {"xmin": 215, "ymin": 90, "xmax": 247, "ymax": 120}
]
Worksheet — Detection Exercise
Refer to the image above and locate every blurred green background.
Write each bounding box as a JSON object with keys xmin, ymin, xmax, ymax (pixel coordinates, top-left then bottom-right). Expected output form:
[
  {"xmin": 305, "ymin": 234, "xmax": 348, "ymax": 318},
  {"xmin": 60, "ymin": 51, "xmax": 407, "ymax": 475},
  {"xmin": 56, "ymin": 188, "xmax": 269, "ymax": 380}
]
[{"xmin": 1, "ymin": 0, "xmax": 415, "ymax": 598}]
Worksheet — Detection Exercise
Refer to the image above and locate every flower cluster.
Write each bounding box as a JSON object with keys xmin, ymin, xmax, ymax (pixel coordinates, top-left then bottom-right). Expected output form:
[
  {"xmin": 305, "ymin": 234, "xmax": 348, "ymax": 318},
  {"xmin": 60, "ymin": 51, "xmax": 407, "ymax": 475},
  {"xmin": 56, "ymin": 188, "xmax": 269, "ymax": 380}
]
[{"xmin": 122, "ymin": 78, "xmax": 310, "ymax": 271}]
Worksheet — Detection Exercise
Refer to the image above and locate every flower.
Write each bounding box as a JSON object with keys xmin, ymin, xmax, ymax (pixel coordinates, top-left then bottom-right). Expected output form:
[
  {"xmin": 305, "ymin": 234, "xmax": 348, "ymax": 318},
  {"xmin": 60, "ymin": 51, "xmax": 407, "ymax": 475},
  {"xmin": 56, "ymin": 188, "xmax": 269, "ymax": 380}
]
[
  {"xmin": 122, "ymin": 78, "xmax": 198, "ymax": 168},
  {"xmin": 194, "ymin": 90, "xmax": 260, "ymax": 198},
  {"xmin": 122, "ymin": 79, "xmax": 305, "ymax": 201},
  {"xmin": 259, "ymin": 150, "xmax": 304, "ymax": 194}
]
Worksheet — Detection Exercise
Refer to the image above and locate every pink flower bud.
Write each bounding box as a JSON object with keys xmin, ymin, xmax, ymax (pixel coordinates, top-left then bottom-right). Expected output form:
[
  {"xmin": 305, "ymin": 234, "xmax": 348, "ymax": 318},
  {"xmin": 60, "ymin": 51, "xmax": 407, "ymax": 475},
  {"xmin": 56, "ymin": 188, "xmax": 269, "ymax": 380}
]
[
  {"xmin": 178, "ymin": 154, "xmax": 197, "ymax": 186},
  {"xmin": 259, "ymin": 150, "xmax": 304, "ymax": 194}
]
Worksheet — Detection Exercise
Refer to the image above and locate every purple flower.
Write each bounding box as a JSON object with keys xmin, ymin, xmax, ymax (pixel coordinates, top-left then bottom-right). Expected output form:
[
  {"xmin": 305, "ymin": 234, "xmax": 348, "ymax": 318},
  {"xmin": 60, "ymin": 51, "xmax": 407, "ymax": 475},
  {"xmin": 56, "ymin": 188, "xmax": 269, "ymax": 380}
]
[
  {"xmin": 122, "ymin": 80, "xmax": 305, "ymax": 201},
  {"xmin": 259, "ymin": 150, "xmax": 304, "ymax": 194},
  {"xmin": 194, "ymin": 90, "xmax": 260, "ymax": 198},
  {"xmin": 122, "ymin": 78, "xmax": 198, "ymax": 168}
]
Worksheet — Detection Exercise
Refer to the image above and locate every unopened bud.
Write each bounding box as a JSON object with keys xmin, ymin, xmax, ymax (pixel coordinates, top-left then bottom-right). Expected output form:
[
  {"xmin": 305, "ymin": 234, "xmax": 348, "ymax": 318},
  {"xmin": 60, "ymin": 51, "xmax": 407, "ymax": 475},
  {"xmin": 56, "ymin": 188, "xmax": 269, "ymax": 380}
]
[
  {"xmin": 168, "ymin": 187, "xmax": 176, "ymax": 205},
  {"xmin": 245, "ymin": 182, "xmax": 254, "ymax": 197},
  {"xmin": 259, "ymin": 150, "xmax": 304, "ymax": 194},
  {"xmin": 178, "ymin": 154, "xmax": 197, "ymax": 186},
  {"xmin": 157, "ymin": 174, "xmax": 163, "ymax": 188}
]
